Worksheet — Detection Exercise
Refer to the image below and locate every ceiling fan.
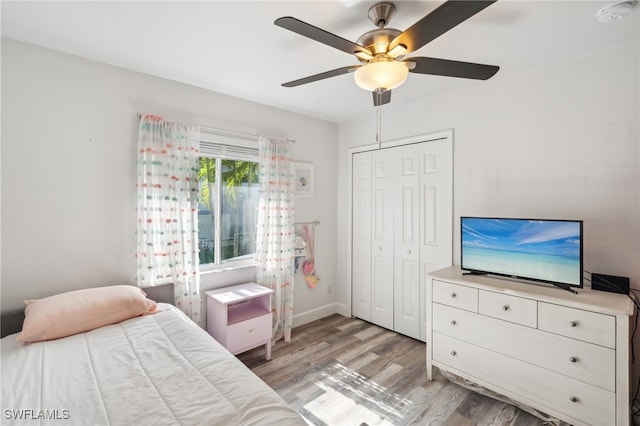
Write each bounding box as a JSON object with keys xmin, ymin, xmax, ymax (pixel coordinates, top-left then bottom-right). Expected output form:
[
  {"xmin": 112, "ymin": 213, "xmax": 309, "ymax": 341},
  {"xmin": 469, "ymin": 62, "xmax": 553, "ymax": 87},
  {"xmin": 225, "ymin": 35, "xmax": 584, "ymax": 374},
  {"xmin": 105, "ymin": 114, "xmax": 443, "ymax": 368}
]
[{"xmin": 275, "ymin": 1, "xmax": 500, "ymax": 106}]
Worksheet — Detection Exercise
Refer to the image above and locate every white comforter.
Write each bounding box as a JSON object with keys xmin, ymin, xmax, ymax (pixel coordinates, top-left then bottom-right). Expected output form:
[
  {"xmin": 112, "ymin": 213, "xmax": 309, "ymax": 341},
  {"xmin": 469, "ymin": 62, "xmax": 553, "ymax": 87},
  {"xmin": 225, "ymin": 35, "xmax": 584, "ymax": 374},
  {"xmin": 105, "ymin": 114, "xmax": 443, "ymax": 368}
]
[{"xmin": 1, "ymin": 304, "xmax": 305, "ymax": 425}]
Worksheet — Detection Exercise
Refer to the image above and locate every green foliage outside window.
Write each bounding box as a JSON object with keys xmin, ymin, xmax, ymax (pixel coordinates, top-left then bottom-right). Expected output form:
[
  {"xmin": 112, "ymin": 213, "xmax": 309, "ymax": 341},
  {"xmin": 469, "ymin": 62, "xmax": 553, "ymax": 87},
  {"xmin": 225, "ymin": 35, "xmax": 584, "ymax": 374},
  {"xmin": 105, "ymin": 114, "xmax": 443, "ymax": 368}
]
[{"xmin": 198, "ymin": 157, "xmax": 259, "ymax": 265}]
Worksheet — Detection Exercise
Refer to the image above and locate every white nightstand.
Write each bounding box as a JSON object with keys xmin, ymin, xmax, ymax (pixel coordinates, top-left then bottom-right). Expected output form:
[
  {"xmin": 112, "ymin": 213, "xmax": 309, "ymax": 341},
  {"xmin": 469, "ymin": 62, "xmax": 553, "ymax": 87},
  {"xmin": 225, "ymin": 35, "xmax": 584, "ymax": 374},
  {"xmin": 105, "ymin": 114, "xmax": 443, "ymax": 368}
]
[{"xmin": 205, "ymin": 283, "xmax": 274, "ymax": 360}]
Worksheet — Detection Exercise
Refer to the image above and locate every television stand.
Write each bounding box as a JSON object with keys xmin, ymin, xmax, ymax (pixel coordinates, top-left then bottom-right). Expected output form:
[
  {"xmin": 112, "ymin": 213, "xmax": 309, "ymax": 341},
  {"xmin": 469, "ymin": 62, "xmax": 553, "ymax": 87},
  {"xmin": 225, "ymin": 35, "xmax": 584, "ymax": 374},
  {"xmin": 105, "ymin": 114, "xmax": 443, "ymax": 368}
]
[{"xmin": 426, "ymin": 265, "xmax": 634, "ymax": 425}]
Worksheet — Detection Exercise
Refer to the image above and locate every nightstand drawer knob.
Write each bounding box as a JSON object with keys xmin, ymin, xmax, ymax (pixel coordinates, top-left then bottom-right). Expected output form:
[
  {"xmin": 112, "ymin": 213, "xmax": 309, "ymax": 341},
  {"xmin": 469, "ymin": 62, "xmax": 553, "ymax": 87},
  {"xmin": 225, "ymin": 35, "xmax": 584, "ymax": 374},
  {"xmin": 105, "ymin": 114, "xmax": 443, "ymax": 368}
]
[
  {"xmin": 248, "ymin": 329, "xmax": 254, "ymax": 335},
  {"xmin": 570, "ymin": 321, "xmax": 578, "ymax": 327},
  {"xmin": 451, "ymin": 320, "xmax": 457, "ymax": 326},
  {"xmin": 570, "ymin": 396, "xmax": 578, "ymax": 403},
  {"xmin": 451, "ymin": 350, "xmax": 457, "ymax": 356},
  {"xmin": 502, "ymin": 305, "xmax": 509, "ymax": 311},
  {"xmin": 450, "ymin": 292, "xmax": 457, "ymax": 298},
  {"xmin": 569, "ymin": 356, "xmax": 578, "ymax": 363}
]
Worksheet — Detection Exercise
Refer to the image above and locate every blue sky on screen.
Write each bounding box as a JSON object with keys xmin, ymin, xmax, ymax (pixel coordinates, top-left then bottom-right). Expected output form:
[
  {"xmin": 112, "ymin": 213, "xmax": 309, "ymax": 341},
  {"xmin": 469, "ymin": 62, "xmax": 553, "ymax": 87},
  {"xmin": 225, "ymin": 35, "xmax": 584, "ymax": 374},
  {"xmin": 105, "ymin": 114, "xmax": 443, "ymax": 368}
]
[{"xmin": 462, "ymin": 218, "xmax": 581, "ymax": 258}]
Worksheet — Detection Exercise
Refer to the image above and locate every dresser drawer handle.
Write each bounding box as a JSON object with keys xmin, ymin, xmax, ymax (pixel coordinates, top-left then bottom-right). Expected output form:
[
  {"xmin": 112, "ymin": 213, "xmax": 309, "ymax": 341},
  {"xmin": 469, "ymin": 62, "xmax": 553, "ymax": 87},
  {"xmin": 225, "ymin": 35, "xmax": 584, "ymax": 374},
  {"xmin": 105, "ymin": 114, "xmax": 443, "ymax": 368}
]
[
  {"xmin": 248, "ymin": 329, "xmax": 255, "ymax": 336},
  {"xmin": 569, "ymin": 356, "xmax": 578, "ymax": 363},
  {"xmin": 450, "ymin": 292, "xmax": 457, "ymax": 298},
  {"xmin": 502, "ymin": 305, "xmax": 509, "ymax": 311},
  {"xmin": 569, "ymin": 321, "xmax": 578, "ymax": 327},
  {"xmin": 451, "ymin": 320, "xmax": 457, "ymax": 326},
  {"xmin": 570, "ymin": 396, "xmax": 578, "ymax": 403},
  {"xmin": 451, "ymin": 350, "xmax": 457, "ymax": 356}
]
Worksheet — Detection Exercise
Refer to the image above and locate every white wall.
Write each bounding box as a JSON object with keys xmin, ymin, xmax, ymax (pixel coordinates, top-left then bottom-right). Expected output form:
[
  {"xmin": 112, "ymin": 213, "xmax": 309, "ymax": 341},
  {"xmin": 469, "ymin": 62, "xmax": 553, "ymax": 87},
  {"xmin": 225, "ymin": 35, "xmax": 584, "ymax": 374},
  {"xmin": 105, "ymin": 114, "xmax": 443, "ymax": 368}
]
[
  {"xmin": 337, "ymin": 40, "xmax": 639, "ymax": 307},
  {"xmin": 336, "ymin": 38, "xmax": 640, "ymax": 383},
  {"xmin": 1, "ymin": 39, "xmax": 339, "ymax": 326}
]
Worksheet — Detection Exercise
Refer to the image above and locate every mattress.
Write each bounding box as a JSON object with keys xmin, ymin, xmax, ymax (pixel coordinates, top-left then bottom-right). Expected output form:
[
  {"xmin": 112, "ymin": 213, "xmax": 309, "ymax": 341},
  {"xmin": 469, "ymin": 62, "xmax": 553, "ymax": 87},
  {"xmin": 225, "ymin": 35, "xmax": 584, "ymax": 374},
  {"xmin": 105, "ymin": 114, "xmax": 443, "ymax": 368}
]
[{"xmin": 1, "ymin": 304, "xmax": 305, "ymax": 425}]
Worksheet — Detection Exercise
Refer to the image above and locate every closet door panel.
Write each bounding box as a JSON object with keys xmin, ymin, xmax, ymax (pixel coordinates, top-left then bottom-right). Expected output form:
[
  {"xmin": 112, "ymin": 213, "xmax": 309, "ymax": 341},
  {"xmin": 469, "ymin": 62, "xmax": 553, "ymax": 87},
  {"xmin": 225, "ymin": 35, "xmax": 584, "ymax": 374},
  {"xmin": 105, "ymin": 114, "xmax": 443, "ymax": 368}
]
[
  {"xmin": 352, "ymin": 151, "xmax": 372, "ymax": 321},
  {"xmin": 371, "ymin": 150, "xmax": 394, "ymax": 329},
  {"xmin": 394, "ymin": 146, "xmax": 420, "ymax": 339},
  {"xmin": 420, "ymin": 141, "xmax": 453, "ymax": 272}
]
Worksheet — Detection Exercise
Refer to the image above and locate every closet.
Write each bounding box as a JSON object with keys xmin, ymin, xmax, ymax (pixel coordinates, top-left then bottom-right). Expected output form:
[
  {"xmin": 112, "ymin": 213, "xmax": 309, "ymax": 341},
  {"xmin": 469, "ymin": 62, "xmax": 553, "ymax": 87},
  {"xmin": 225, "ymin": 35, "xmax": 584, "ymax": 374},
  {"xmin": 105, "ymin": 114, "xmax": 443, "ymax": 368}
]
[{"xmin": 351, "ymin": 135, "xmax": 453, "ymax": 341}]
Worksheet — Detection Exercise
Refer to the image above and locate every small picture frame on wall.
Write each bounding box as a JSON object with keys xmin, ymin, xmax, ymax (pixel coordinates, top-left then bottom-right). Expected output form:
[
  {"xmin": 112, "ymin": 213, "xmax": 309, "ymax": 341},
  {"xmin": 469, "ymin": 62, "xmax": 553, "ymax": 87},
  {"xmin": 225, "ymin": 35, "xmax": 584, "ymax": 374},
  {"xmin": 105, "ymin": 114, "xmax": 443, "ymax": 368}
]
[{"xmin": 293, "ymin": 162, "xmax": 313, "ymax": 197}]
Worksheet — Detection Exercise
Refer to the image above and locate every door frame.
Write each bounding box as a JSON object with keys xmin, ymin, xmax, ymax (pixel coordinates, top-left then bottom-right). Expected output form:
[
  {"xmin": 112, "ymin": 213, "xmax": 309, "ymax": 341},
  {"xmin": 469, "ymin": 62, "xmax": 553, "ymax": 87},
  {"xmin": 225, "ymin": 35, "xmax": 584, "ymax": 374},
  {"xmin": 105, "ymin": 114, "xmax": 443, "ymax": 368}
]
[{"xmin": 346, "ymin": 129, "xmax": 453, "ymax": 319}]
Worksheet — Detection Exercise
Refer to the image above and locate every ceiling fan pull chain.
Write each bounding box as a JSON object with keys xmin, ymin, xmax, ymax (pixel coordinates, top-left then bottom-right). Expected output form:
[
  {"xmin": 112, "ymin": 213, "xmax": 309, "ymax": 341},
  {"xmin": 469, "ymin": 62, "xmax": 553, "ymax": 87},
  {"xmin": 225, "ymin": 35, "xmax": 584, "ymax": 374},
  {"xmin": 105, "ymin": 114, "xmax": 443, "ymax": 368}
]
[{"xmin": 376, "ymin": 104, "xmax": 382, "ymax": 149}]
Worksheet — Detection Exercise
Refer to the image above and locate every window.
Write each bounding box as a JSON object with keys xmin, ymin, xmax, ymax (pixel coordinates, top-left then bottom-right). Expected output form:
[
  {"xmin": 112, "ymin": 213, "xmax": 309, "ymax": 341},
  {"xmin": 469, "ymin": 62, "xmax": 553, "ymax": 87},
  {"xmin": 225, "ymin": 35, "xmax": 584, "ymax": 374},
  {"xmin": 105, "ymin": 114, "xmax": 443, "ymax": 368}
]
[{"xmin": 198, "ymin": 139, "xmax": 259, "ymax": 266}]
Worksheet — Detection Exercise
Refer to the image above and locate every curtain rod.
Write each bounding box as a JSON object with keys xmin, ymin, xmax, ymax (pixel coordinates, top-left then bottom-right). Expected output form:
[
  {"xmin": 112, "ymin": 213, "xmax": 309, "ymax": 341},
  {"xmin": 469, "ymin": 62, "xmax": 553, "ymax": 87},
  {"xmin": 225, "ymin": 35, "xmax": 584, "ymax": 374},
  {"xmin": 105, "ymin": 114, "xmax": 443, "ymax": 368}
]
[
  {"xmin": 137, "ymin": 113, "xmax": 295, "ymax": 143},
  {"xmin": 295, "ymin": 219, "xmax": 320, "ymax": 225}
]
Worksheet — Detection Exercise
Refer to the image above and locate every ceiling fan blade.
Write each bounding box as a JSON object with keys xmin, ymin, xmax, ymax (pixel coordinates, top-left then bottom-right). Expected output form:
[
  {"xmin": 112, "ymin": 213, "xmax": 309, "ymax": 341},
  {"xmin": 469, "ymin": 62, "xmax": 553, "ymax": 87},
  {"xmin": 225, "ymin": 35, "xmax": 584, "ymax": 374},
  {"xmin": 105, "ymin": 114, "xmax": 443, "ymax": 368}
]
[
  {"xmin": 390, "ymin": 1, "xmax": 497, "ymax": 54},
  {"xmin": 373, "ymin": 90, "xmax": 391, "ymax": 107},
  {"xmin": 407, "ymin": 57, "xmax": 499, "ymax": 80},
  {"xmin": 282, "ymin": 65, "xmax": 361, "ymax": 88},
  {"xmin": 275, "ymin": 17, "xmax": 372, "ymax": 57}
]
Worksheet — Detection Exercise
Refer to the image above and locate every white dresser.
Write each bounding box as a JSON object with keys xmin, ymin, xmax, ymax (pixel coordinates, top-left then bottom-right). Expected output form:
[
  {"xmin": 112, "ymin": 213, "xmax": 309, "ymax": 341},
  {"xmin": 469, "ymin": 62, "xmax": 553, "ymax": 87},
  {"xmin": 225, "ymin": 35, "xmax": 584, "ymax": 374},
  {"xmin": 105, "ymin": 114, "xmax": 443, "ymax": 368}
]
[{"xmin": 427, "ymin": 266, "xmax": 635, "ymax": 426}]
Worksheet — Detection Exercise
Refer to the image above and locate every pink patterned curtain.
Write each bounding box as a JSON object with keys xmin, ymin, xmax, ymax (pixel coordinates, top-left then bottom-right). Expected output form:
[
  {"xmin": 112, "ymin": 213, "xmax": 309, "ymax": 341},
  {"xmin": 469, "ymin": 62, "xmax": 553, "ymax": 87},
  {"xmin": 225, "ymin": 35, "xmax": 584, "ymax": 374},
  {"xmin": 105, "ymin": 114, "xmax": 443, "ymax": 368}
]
[
  {"xmin": 256, "ymin": 136, "xmax": 295, "ymax": 342},
  {"xmin": 136, "ymin": 114, "xmax": 202, "ymax": 325}
]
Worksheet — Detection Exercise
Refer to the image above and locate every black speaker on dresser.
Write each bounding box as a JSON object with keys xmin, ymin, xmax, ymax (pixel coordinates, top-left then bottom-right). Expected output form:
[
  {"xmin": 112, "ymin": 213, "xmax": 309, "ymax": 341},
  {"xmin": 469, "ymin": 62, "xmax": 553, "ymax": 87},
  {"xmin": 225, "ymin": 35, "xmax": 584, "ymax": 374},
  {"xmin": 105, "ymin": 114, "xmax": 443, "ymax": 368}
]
[{"xmin": 591, "ymin": 273, "xmax": 630, "ymax": 295}]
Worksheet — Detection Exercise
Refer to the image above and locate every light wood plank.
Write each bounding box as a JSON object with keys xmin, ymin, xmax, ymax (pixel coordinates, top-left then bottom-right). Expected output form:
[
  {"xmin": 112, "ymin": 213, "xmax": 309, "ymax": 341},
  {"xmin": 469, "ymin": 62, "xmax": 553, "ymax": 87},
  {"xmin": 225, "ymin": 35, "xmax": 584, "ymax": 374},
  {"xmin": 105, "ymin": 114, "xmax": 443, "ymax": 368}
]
[{"xmin": 238, "ymin": 314, "xmax": 545, "ymax": 425}]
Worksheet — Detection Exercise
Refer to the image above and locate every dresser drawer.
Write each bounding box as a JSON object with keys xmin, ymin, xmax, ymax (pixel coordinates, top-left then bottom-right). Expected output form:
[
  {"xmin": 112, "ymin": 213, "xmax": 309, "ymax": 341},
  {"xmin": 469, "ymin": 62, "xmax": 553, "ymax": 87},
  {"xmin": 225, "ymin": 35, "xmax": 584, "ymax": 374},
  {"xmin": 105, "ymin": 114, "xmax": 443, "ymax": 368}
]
[
  {"xmin": 433, "ymin": 303, "xmax": 615, "ymax": 391},
  {"xmin": 433, "ymin": 332, "xmax": 615, "ymax": 426},
  {"xmin": 432, "ymin": 280, "xmax": 478, "ymax": 312},
  {"xmin": 478, "ymin": 290, "xmax": 537, "ymax": 328},
  {"xmin": 538, "ymin": 302, "xmax": 616, "ymax": 348},
  {"xmin": 226, "ymin": 313, "xmax": 272, "ymax": 354}
]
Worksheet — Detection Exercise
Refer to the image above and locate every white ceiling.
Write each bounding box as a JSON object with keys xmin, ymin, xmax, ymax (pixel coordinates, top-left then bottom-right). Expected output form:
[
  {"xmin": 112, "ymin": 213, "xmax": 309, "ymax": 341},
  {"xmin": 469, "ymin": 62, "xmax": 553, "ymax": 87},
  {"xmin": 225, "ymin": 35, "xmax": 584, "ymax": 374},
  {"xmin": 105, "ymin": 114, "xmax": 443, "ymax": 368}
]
[{"xmin": 2, "ymin": 1, "xmax": 639, "ymax": 124}]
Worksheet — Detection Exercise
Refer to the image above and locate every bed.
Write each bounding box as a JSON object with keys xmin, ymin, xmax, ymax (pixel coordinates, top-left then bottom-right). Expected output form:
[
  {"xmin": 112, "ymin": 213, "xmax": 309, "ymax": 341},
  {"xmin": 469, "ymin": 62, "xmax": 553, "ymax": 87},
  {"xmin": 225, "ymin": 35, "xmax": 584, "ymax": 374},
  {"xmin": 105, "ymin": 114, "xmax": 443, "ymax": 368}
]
[{"xmin": 1, "ymin": 284, "xmax": 306, "ymax": 426}]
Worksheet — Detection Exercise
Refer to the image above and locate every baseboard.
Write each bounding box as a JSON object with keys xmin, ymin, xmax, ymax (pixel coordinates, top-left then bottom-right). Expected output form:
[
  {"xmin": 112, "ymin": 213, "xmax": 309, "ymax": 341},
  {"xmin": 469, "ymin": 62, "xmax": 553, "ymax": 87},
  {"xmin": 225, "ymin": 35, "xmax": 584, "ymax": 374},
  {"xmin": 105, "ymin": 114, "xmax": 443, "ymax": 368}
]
[
  {"xmin": 292, "ymin": 302, "xmax": 343, "ymax": 328},
  {"xmin": 334, "ymin": 303, "xmax": 350, "ymax": 318}
]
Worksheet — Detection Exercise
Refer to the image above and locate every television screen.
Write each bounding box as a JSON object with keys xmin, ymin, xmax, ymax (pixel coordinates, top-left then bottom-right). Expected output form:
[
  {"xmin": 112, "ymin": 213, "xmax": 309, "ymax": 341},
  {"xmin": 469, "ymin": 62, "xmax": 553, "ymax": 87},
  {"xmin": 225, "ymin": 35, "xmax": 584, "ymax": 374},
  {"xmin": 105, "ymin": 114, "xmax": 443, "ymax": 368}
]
[{"xmin": 461, "ymin": 217, "xmax": 583, "ymax": 288}]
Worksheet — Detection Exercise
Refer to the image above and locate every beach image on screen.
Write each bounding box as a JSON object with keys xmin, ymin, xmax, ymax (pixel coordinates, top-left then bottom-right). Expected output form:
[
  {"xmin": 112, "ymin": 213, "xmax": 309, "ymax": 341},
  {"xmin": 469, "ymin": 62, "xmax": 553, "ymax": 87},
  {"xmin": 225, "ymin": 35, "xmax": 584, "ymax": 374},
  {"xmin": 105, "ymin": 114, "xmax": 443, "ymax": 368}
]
[{"xmin": 461, "ymin": 218, "xmax": 581, "ymax": 285}]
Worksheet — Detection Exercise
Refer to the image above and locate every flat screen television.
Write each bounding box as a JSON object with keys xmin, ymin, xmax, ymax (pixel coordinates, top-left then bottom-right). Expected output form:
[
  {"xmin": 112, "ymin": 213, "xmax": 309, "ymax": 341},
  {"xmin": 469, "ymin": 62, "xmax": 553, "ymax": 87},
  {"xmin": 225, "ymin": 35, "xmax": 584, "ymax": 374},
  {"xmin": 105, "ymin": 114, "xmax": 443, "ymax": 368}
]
[{"xmin": 461, "ymin": 217, "xmax": 583, "ymax": 290}]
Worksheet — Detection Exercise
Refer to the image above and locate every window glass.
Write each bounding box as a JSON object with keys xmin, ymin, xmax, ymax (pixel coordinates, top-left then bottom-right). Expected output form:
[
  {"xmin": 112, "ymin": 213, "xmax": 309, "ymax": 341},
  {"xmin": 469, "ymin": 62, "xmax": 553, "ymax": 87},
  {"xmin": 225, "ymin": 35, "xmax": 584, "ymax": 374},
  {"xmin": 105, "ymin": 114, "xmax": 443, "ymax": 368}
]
[
  {"xmin": 198, "ymin": 157, "xmax": 259, "ymax": 265},
  {"xmin": 198, "ymin": 157, "xmax": 217, "ymax": 264},
  {"xmin": 220, "ymin": 160, "xmax": 259, "ymax": 261}
]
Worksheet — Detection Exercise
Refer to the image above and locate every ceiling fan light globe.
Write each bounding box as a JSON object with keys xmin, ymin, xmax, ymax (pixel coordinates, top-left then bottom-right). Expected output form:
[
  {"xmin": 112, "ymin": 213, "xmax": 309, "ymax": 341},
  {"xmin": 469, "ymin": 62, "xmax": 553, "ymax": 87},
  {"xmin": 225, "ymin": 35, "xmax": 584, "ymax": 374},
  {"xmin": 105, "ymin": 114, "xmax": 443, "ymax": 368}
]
[{"xmin": 354, "ymin": 61, "xmax": 409, "ymax": 91}]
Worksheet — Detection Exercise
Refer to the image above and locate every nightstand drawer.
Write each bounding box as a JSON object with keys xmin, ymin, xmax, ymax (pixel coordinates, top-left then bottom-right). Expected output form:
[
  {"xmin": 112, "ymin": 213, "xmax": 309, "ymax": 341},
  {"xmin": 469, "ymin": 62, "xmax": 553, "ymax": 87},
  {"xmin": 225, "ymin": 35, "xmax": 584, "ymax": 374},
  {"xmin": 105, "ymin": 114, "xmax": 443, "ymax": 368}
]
[
  {"xmin": 433, "ymin": 280, "xmax": 478, "ymax": 312},
  {"xmin": 226, "ymin": 313, "xmax": 272, "ymax": 354},
  {"xmin": 479, "ymin": 290, "xmax": 537, "ymax": 328},
  {"xmin": 538, "ymin": 302, "xmax": 615, "ymax": 348}
]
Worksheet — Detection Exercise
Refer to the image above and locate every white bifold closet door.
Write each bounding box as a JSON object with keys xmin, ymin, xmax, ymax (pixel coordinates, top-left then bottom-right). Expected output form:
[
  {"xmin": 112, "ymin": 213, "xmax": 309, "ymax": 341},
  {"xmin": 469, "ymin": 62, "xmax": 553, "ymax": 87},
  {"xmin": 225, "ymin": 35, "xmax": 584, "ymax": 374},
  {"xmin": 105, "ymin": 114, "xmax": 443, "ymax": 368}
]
[
  {"xmin": 393, "ymin": 144, "xmax": 421, "ymax": 338},
  {"xmin": 371, "ymin": 148, "xmax": 395, "ymax": 330},
  {"xmin": 351, "ymin": 137, "xmax": 452, "ymax": 341},
  {"xmin": 352, "ymin": 152, "xmax": 373, "ymax": 323}
]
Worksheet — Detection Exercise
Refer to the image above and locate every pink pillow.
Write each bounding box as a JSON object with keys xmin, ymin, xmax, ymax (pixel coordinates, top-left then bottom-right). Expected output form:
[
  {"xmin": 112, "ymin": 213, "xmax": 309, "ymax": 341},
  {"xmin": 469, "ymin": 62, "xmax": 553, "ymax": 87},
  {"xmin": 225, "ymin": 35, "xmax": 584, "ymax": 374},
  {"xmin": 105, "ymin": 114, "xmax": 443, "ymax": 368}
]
[{"xmin": 16, "ymin": 285, "xmax": 157, "ymax": 343}]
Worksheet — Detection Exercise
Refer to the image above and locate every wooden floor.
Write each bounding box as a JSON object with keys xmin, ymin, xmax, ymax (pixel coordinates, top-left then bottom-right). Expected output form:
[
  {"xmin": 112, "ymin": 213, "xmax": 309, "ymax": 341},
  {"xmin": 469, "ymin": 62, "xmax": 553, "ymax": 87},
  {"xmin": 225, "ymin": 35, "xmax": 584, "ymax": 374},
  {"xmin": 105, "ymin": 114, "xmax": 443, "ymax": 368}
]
[{"xmin": 238, "ymin": 314, "xmax": 545, "ymax": 426}]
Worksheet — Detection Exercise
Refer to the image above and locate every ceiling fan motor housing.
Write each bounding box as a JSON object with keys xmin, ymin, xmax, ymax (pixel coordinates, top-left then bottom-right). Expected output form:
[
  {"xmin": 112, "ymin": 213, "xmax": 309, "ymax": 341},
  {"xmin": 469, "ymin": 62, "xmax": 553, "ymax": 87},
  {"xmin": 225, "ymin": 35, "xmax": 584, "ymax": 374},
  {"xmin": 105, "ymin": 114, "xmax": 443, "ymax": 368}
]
[{"xmin": 356, "ymin": 28, "xmax": 402, "ymax": 60}]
